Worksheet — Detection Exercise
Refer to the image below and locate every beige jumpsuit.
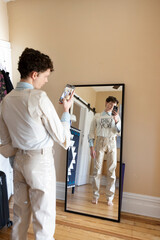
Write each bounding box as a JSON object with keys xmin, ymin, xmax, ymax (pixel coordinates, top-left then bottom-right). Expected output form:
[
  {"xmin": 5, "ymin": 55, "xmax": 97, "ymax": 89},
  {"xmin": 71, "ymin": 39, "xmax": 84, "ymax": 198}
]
[
  {"xmin": 89, "ymin": 112, "xmax": 121, "ymax": 202},
  {"xmin": 0, "ymin": 88, "xmax": 70, "ymax": 240}
]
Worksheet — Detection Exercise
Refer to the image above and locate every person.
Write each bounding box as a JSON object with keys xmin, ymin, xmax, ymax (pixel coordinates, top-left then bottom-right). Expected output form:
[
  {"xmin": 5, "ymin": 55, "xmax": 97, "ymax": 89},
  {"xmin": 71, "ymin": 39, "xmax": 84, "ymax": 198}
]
[
  {"xmin": 88, "ymin": 96, "xmax": 121, "ymax": 206},
  {"xmin": 0, "ymin": 48, "xmax": 73, "ymax": 240}
]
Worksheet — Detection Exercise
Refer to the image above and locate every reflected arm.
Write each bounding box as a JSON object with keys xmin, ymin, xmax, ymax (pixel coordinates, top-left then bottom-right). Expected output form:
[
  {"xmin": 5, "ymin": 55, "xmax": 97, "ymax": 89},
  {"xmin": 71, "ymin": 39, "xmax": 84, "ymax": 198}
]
[
  {"xmin": 115, "ymin": 119, "xmax": 121, "ymax": 133},
  {"xmin": 88, "ymin": 117, "xmax": 97, "ymax": 158},
  {"xmin": 88, "ymin": 116, "xmax": 97, "ymax": 147},
  {"xmin": 113, "ymin": 113, "xmax": 121, "ymax": 134}
]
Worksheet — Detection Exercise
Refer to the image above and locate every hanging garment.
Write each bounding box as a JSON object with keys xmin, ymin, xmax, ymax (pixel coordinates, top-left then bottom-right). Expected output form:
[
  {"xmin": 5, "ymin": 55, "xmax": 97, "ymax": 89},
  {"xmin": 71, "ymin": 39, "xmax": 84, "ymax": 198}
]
[
  {"xmin": 1, "ymin": 70, "xmax": 13, "ymax": 94},
  {"xmin": 0, "ymin": 71, "xmax": 7, "ymax": 102}
]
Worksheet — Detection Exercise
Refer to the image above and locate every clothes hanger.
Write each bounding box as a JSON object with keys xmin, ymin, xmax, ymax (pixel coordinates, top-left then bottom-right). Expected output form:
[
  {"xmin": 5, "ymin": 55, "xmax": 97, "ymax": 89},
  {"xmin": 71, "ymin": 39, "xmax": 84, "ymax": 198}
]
[{"xmin": 0, "ymin": 59, "xmax": 7, "ymax": 72}]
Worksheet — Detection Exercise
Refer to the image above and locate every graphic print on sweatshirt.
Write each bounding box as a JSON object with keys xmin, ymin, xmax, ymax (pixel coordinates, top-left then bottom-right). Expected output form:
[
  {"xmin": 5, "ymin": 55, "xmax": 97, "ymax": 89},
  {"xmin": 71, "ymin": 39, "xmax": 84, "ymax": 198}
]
[{"xmin": 100, "ymin": 117, "xmax": 113, "ymax": 129}]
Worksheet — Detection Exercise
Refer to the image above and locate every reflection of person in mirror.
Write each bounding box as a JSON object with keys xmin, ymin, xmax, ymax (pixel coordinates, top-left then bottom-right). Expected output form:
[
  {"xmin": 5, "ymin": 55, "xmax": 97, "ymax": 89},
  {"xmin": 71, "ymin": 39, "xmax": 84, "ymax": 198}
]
[
  {"xmin": 0, "ymin": 48, "xmax": 74, "ymax": 240},
  {"xmin": 88, "ymin": 96, "xmax": 121, "ymax": 206}
]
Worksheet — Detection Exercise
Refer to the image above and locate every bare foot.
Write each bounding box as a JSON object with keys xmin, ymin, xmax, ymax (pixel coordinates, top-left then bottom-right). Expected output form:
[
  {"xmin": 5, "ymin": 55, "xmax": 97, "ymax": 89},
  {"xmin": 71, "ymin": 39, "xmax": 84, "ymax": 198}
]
[
  {"xmin": 107, "ymin": 200, "xmax": 113, "ymax": 206},
  {"xmin": 92, "ymin": 198, "xmax": 98, "ymax": 204}
]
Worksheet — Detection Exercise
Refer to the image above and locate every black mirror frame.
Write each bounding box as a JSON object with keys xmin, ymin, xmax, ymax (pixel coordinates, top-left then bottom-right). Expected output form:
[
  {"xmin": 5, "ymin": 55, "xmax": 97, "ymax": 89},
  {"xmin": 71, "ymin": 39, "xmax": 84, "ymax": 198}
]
[{"xmin": 65, "ymin": 83, "xmax": 125, "ymax": 223}]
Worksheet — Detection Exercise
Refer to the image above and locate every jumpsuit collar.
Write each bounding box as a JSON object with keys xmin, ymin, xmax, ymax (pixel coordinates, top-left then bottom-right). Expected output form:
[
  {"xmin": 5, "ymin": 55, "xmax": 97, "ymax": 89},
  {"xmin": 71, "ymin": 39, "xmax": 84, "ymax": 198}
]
[
  {"xmin": 102, "ymin": 111, "xmax": 112, "ymax": 116},
  {"xmin": 15, "ymin": 82, "xmax": 34, "ymax": 90}
]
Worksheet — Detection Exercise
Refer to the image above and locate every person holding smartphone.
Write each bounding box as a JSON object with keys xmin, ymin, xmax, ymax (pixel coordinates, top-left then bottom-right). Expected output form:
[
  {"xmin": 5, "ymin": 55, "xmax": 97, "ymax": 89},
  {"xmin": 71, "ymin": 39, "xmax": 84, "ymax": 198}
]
[
  {"xmin": 88, "ymin": 96, "xmax": 121, "ymax": 206},
  {"xmin": 0, "ymin": 48, "xmax": 74, "ymax": 240}
]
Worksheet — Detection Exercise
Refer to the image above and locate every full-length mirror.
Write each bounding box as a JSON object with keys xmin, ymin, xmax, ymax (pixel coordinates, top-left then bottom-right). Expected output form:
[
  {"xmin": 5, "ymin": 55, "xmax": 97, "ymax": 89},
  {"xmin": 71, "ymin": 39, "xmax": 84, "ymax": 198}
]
[{"xmin": 65, "ymin": 84, "xmax": 125, "ymax": 222}]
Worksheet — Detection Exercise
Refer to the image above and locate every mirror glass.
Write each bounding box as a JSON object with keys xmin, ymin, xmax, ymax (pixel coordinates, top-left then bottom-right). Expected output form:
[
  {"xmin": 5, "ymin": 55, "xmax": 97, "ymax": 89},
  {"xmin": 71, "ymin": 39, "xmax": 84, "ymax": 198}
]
[{"xmin": 65, "ymin": 84, "xmax": 124, "ymax": 221}]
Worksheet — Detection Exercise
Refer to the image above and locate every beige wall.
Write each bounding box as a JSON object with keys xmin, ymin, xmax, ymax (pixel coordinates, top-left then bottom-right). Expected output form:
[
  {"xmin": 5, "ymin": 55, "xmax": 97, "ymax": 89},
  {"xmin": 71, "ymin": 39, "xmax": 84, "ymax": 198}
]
[
  {"xmin": 75, "ymin": 87, "xmax": 97, "ymax": 109},
  {"xmin": 6, "ymin": 0, "xmax": 160, "ymax": 198},
  {"xmin": 0, "ymin": 0, "xmax": 9, "ymax": 41}
]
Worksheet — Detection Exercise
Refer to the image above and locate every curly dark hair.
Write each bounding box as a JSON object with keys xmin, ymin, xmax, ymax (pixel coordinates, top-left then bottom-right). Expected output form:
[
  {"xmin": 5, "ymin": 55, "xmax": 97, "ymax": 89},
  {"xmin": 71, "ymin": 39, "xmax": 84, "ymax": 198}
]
[
  {"xmin": 18, "ymin": 48, "xmax": 54, "ymax": 79},
  {"xmin": 106, "ymin": 96, "xmax": 119, "ymax": 105}
]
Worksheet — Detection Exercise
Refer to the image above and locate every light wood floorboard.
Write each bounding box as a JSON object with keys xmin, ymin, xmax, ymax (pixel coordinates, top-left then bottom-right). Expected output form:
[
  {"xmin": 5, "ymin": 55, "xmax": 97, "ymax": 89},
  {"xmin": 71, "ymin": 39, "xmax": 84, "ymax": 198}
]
[
  {"xmin": 0, "ymin": 196, "xmax": 159, "ymax": 240},
  {"xmin": 66, "ymin": 184, "xmax": 119, "ymax": 219}
]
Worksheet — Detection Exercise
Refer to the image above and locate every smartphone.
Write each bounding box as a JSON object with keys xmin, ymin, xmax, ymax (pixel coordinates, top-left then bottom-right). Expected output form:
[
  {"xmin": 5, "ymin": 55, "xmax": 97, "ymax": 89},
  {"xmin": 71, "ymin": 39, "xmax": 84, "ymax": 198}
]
[
  {"xmin": 112, "ymin": 105, "xmax": 118, "ymax": 115},
  {"xmin": 59, "ymin": 84, "xmax": 75, "ymax": 103}
]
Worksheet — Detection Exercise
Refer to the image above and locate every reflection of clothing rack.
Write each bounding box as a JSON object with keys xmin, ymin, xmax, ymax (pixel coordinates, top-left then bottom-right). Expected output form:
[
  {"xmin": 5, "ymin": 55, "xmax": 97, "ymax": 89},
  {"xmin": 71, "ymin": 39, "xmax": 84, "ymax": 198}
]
[{"xmin": 74, "ymin": 94, "xmax": 96, "ymax": 114}]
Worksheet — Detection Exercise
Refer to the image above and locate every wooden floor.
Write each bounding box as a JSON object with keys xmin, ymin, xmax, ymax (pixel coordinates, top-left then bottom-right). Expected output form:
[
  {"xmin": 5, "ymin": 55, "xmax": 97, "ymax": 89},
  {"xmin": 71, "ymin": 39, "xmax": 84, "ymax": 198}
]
[
  {"xmin": 0, "ymin": 196, "xmax": 160, "ymax": 240},
  {"xmin": 66, "ymin": 184, "xmax": 119, "ymax": 220}
]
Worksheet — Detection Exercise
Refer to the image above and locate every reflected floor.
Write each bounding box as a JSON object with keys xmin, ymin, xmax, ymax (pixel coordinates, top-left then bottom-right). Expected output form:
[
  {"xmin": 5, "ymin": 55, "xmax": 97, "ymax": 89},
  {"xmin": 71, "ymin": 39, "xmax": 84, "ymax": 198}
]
[{"xmin": 66, "ymin": 184, "xmax": 119, "ymax": 220}]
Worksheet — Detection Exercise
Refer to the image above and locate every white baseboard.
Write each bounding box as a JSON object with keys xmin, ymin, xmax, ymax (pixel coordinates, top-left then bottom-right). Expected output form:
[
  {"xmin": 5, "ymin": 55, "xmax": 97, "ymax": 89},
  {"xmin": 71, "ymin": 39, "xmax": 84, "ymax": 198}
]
[
  {"xmin": 56, "ymin": 181, "xmax": 160, "ymax": 219},
  {"xmin": 56, "ymin": 182, "xmax": 66, "ymax": 200},
  {"xmin": 121, "ymin": 192, "xmax": 160, "ymax": 219}
]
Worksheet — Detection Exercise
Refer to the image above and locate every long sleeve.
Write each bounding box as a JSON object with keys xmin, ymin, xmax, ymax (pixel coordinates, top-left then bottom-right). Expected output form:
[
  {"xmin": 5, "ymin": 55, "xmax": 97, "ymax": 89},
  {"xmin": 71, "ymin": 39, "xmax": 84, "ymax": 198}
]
[
  {"xmin": 115, "ymin": 119, "xmax": 121, "ymax": 133},
  {"xmin": 88, "ymin": 115, "xmax": 97, "ymax": 145},
  {"xmin": 39, "ymin": 93, "xmax": 71, "ymax": 150},
  {"xmin": 0, "ymin": 102, "xmax": 11, "ymax": 145},
  {"xmin": 0, "ymin": 102, "xmax": 17, "ymax": 157}
]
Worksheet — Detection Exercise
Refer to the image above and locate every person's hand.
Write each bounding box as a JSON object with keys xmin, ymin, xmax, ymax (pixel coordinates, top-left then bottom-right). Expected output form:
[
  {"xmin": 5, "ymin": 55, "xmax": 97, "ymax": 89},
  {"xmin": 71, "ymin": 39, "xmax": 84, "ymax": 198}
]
[
  {"xmin": 62, "ymin": 90, "xmax": 75, "ymax": 112},
  {"xmin": 90, "ymin": 146, "xmax": 96, "ymax": 159},
  {"xmin": 112, "ymin": 111, "xmax": 120, "ymax": 124}
]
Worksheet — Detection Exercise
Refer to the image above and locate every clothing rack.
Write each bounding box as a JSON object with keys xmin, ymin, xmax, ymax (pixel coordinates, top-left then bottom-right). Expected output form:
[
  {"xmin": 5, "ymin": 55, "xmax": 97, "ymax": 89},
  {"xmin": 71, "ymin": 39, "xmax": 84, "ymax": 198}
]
[
  {"xmin": 0, "ymin": 40, "xmax": 12, "ymax": 81},
  {"xmin": 0, "ymin": 40, "xmax": 14, "ymax": 200},
  {"xmin": 0, "ymin": 63, "xmax": 14, "ymax": 102}
]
